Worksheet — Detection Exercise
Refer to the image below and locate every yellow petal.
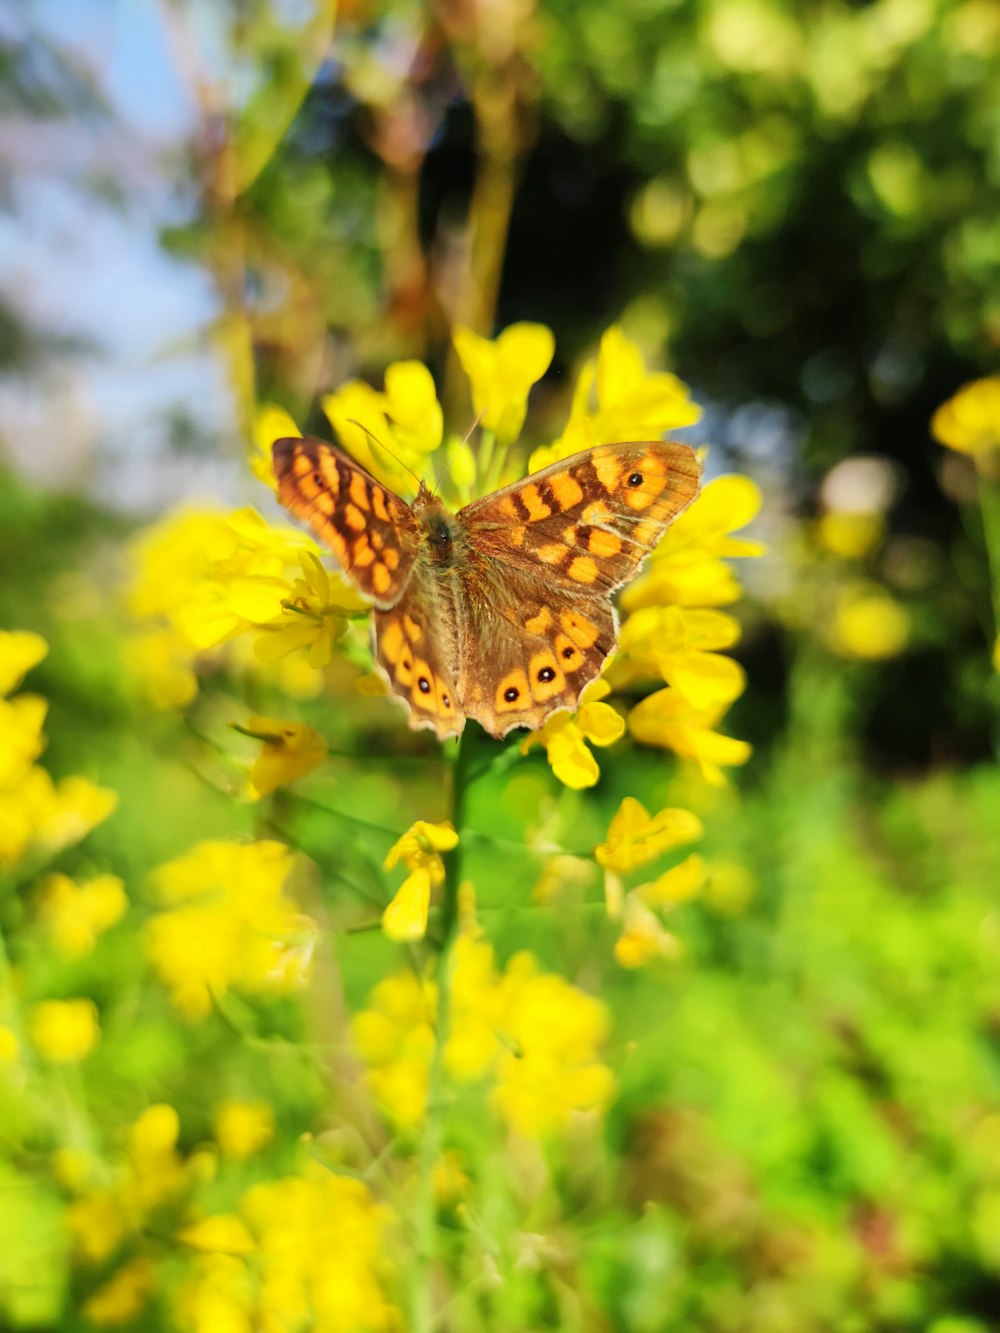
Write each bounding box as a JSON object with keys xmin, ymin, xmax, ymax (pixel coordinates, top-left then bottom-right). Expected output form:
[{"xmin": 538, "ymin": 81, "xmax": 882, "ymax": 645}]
[
  {"xmin": 545, "ymin": 724, "xmax": 601, "ymax": 789},
  {"xmin": 577, "ymin": 700, "xmax": 626, "ymax": 747},
  {"xmin": 0, "ymin": 630, "xmax": 48, "ymax": 697},
  {"xmin": 382, "ymin": 867, "xmax": 432, "ymax": 942}
]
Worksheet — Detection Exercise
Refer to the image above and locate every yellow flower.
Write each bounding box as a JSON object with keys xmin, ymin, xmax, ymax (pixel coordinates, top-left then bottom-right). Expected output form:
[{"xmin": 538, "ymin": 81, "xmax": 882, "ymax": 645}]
[
  {"xmin": 145, "ymin": 840, "xmax": 315, "ymax": 1019},
  {"xmin": 29, "ymin": 998, "xmax": 99, "ymax": 1062},
  {"xmin": 354, "ymin": 936, "xmax": 614, "ymax": 1138},
  {"xmin": 621, "ymin": 474, "xmax": 765, "ymax": 612},
  {"xmin": 453, "ymin": 322, "xmax": 554, "ymax": 443},
  {"xmin": 614, "ymin": 894, "xmax": 682, "ymax": 969},
  {"xmin": 124, "ymin": 629, "xmax": 199, "ymax": 709},
  {"xmin": 252, "ymin": 551, "xmax": 369, "ymax": 669},
  {"xmin": 236, "ymin": 1169, "xmax": 398, "ymax": 1331},
  {"xmin": 82, "ymin": 1258, "xmax": 155, "ymax": 1326},
  {"xmin": 489, "ymin": 951, "xmax": 614, "ymax": 1136},
  {"xmin": 242, "ymin": 716, "xmax": 327, "ymax": 799},
  {"xmin": 829, "ymin": 585, "xmax": 910, "ymax": 659},
  {"xmin": 129, "ymin": 507, "xmax": 315, "ymax": 653},
  {"xmin": 817, "ymin": 511, "xmax": 885, "ymax": 560},
  {"xmin": 521, "ymin": 680, "xmax": 625, "ymax": 789},
  {"xmin": 0, "ymin": 629, "xmax": 47, "ymax": 696},
  {"xmin": 703, "ymin": 859, "xmax": 757, "ymax": 915},
  {"xmin": 628, "ymin": 688, "xmax": 752, "ymax": 786},
  {"xmin": 352, "ymin": 970, "xmax": 436, "ymax": 1128},
  {"xmin": 215, "ymin": 1099, "xmax": 275, "ymax": 1160},
  {"xmin": 0, "ymin": 693, "xmax": 47, "ymax": 789},
  {"xmin": 322, "ymin": 361, "xmax": 443, "ymax": 493},
  {"xmin": 35, "ymin": 873, "xmax": 128, "ymax": 959},
  {"xmin": 125, "ymin": 1104, "xmax": 189, "ymax": 1212},
  {"xmin": 30, "ymin": 773, "xmax": 118, "ymax": 854},
  {"xmin": 179, "ymin": 1214, "xmax": 256, "ymax": 1256},
  {"xmin": 0, "ymin": 1025, "xmax": 19, "ymax": 1062},
  {"xmin": 67, "ymin": 1189, "xmax": 128, "ymax": 1264},
  {"xmin": 595, "ymin": 797, "xmax": 703, "ymax": 874},
  {"xmin": 530, "ymin": 326, "xmax": 700, "ymax": 471},
  {"xmin": 636, "ymin": 852, "xmax": 707, "ymax": 906},
  {"xmin": 381, "ymin": 821, "xmax": 458, "ymax": 943},
  {"xmin": 251, "ymin": 401, "xmax": 301, "ymax": 490},
  {"xmin": 931, "ymin": 376, "xmax": 1000, "ymax": 456},
  {"xmin": 606, "ymin": 606, "xmax": 746, "ymax": 710}
]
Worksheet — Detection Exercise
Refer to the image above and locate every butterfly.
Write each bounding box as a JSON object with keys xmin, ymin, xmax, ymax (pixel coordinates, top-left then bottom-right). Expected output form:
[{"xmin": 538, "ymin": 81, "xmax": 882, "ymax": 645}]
[{"xmin": 272, "ymin": 436, "xmax": 702, "ymax": 740}]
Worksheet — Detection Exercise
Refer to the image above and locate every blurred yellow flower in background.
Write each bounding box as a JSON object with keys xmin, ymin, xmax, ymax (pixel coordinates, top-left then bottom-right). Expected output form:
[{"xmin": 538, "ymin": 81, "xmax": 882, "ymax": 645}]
[
  {"xmin": 242, "ymin": 715, "xmax": 328, "ymax": 799},
  {"xmin": 382, "ymin": 820, "xmax": 458, "ymax": 942},
  {"xmin": 322, "ymin": 360, "xmax": 443, "ymax": 492},
  {"xmin": 829, "ymin": 584, "xmax": 910, "ymax": 660},
  {"xmin": 354, "ymin": 935, "xmax": 613, "ymax": 1137},
  {"xmin": 596, "ymin": 797, "xmax": 703, "ymax": 874},
  {"xmin": 0, "ymin": 629, "xmax": 48, "ymax": 696},
  {"xmin": 215, "ymin": 1099, "xmax": 275, "ymax": 1160},
  {"xmin": 145, "ymin": 840, "xmax": 315, "ymax": 1019},
  {"xmin": 29, "ymin": 998, "xmax": 100, "ymax": 1063},
  {"xmin": 932, "ymin": 376, "xmax": 1000, "ymax": 458},
  {"xmin": 35, "ymin": 873, "xmax": 128, "ymax": 959},
  {"xmin": 614, "ymin": 894, "xmax": 682, "ymax": 969},
  {"xmin": 489, "ymin": 951, "xmax": 613, "ymax": 1135},
  {"xmin": 82, "ymin": 1257, "xmax": 155, "ymax": 1326},
  {"xmin": 250, "ymin": 401, "xmax": 301, "ymax": 490}
]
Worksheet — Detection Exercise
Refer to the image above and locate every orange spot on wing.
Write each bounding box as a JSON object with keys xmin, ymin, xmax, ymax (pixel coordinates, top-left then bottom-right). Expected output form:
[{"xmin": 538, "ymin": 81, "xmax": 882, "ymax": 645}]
[
  {"xmin": 352, "ymin": 534, "xmax": 376, "ymax": 567},
  {"xmin": 371, "ymin": 562, "xmax": 392, "ymax": 595},
  {"xmin": 410, "ymin": 658, "xmax": 434, "ymax": 706},
  {"xmin": 524, "ymin": 607, "xmax": 553, "ymax": 635},
  {"xmin": 381, "ymin": 619, "xmax": 404, "ymax": 664},
  {"xmin": 554, "ymin": 633, "xmax": 584, "ymax": 672},
  {"xmin": 536, "ymin": 544, "xmax": 566, "ymax": 565},
  {"xmin": 349, "ymin": 472, "xmax": 370, "ymax": 510},
  {"xmin": 560, "ymin": 609, "xmax": 600, "ymax": 649},
  {"xmin": 549, "ymin": 473, "xmax": 584, "ymax": 509},
  {"xmin": 372, "ymin": 489, "xmax": 390, "ymax": 522},
  {"xmin": 594, "ymin": 453, "xmax": 623, "ymax": 492},
  {"xmin": 344, "ymin": 503, "xmax": 366, "ymax": 531},
  {"xmin": 528, "ymin": 649, "xmax": 565, "ymax": 702},
  {"xmin": 495, "ymin": 669, "xmax": 530, "ymax": 712},
  {"xmin": 567, "ymin": 555, "xmax": 599, "ymax": 584},
  {"xmin": 626, "ymin": 474, "xmax": 666, "ymax": 510},
  {"xmin": 588, "ymin": 529, "xmax": 622, "ymax": 557},
  {"xmin": 520, "ymin": 483, "xmax": 552, "ymax": 521},
  {"xmin": 383, "ymin": 547, "xmax": 400, "ymax": 571},
  {"xmin": 498, "ymin": 497, "xmax": 519, "ymax": 521},
  {"xmin": 632, "ymin": 518, "xmax": 660, "ymax": 547},
  {"xmin": 403, "ymin": 614, "xmax": 422, "ymax": 642}
]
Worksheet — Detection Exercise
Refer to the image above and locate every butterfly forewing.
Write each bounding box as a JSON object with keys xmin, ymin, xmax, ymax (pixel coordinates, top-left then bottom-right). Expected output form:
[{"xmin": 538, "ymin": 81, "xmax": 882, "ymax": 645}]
[
  {"xmin": 272, "ymin": 437, "xmax": 420, "ymax": 608},
  {"xmin": 459, "ymin": 441, "xmax": 701, "ymax": 591}
]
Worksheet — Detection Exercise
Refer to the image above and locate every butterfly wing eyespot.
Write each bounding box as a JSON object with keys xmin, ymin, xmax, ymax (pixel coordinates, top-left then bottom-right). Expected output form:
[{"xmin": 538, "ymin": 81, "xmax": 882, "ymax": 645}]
[{"xmin": 272, "ymin": 436, "xmax": 420, "ymax": 608}]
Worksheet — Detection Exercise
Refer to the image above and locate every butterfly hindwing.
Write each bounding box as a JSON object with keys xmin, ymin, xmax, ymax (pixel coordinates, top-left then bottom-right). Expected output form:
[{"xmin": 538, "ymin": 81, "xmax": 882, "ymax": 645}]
[
  {"xmin": 272, "ymin": 437, "xmax": 420, "ymax": 608},
  {"xmin": 372, "ymin": 569, "xmax": 463, "ymax": 740}
]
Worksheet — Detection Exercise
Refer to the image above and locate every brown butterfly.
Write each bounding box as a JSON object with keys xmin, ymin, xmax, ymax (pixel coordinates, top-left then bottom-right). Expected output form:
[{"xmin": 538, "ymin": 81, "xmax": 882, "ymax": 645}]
[{"xmin": 272, "ymin": 436, "xmax": 701, "ymax": 740}]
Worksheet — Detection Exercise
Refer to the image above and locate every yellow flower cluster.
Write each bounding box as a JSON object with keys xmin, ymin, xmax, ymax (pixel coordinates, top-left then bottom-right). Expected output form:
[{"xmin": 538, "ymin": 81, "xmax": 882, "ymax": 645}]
[
  {"xmin": 176, "ymin": 1168, "xmax": 397, "ymax": 1332},
  {"xmin": 144, "ymin": 840, "xmax": 317, "ymax": 1020},
  {"xmin": 595, "ymin": 797, "xmax": 706, "ymax": 967},
  {"xmin": 126, "ymin": 508, "xmax": 367, "ymax": 708},
  {"xmin": 353, "ymin": 934, "xmax": 613, "ymax": 1136},
  {"xmin": 62, "ymin": 1102, "xmax": 397, "ymax": 1331},
  {"xmin": 0, "ymin": 630, "xmax": 117, "ymax": 866},
  {"xmin": 66, "ymin": 1104, "xmax": 196, "ymax": 1270}
]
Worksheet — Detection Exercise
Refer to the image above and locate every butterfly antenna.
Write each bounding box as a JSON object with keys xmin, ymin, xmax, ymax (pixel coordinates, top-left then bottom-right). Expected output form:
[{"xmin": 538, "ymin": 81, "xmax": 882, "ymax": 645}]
[
  {"xmin": 462, "ymin": 408, "xmax": 487, "ymax": 445},
  {"xmin": 346, "ymin": 418, "xmax": 424, "ymax": 491}
]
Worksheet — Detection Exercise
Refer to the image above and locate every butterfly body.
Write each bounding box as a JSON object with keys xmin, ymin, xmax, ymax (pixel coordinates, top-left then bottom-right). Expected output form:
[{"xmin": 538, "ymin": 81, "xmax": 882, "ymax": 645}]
[{"xmin": 273, "ymin": 436, "xmax": 701, "ymax": 740}]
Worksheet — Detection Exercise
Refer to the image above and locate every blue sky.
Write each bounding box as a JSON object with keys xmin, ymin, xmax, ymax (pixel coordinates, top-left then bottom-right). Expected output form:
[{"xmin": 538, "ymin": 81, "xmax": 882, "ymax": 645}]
[{"xmin": 1, "ymin": 1, "xmax": 241, "ymax": 510}]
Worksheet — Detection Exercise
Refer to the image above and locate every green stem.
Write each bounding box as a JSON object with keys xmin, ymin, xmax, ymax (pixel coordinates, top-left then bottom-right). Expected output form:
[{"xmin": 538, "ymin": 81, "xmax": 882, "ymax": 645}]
[
  {"xmin": 979, "ymin": 474, "xmax": 1000, "ymax": 747},
  {"xmin": 412, "ymin": 732, "xmax": 472, "ymax": 1333}
]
